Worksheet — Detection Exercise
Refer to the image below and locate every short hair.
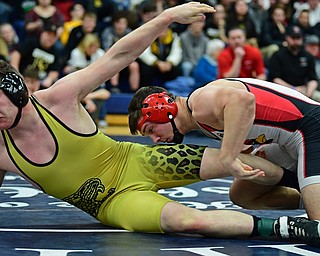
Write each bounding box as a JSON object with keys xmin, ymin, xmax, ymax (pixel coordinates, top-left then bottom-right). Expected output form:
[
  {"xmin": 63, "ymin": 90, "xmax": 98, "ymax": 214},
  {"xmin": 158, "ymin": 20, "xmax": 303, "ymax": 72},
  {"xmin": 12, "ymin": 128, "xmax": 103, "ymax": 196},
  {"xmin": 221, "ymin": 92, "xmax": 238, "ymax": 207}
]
[
  {"xmin": 23, "ymin": 67, "xmax": 40, "ymax": 79},
  {"xmin": 0, "ymin": 60, "xmax": 22, "ymax": 80},
  {"xmin": 227, "ymin": 27, "xmax": 246, "ymax": 37},
  {"xmin": 128, "ymin": 86, "xmax": 175, "ymax": 135}
]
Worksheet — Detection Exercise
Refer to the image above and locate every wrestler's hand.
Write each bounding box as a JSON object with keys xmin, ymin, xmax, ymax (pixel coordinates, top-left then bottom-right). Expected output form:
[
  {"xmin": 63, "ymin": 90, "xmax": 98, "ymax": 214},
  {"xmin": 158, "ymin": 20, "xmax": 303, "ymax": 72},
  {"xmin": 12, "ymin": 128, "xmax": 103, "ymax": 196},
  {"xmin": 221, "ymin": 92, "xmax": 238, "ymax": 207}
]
[
  {"xmin": 167, "ymin": 2, "xmax": 215, "ymax": 24},
  {"xmin": 222, "ymin": 158, "xmax": 266, "ymax": 180}
]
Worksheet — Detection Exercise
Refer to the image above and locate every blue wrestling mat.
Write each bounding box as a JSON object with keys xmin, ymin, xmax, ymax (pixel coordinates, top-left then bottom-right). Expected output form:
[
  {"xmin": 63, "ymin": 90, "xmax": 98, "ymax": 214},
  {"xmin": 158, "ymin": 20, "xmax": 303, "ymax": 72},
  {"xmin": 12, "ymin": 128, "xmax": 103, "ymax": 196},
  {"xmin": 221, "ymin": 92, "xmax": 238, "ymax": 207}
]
[{"xmin": 1, "ymin": 132, "xmax": 319, "ymax": 256}]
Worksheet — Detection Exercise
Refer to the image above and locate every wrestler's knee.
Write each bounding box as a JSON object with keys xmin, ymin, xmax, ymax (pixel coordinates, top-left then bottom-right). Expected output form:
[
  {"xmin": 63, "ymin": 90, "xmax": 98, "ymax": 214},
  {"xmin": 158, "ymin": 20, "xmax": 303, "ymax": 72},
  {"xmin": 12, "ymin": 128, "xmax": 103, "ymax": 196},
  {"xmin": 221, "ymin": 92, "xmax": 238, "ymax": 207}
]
[
  {"xmin": 160, "ymin": 202, "xmax": 203, "ymax": 233},
  {"xmin": 229, "ymin": 181, "xmax": 255, "ymax": 209}
]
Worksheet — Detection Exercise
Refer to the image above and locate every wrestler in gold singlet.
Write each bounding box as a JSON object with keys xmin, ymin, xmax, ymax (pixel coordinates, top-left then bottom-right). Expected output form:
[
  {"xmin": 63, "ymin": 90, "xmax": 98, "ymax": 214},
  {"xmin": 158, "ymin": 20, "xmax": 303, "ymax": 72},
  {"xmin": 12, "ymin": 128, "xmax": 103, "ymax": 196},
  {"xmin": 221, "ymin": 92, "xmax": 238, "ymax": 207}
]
[{"xmin": 2, "ymin": 96, "xmax": 206, "ymax": 232}]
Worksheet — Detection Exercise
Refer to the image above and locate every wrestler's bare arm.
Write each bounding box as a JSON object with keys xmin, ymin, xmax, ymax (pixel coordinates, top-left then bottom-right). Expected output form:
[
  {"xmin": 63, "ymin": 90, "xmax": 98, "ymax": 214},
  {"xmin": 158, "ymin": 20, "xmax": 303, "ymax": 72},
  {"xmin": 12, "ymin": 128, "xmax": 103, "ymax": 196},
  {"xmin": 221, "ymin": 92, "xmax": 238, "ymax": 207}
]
[{"xmin": 200, "ymin": 147, "xmax": 283, "ymax": 185}]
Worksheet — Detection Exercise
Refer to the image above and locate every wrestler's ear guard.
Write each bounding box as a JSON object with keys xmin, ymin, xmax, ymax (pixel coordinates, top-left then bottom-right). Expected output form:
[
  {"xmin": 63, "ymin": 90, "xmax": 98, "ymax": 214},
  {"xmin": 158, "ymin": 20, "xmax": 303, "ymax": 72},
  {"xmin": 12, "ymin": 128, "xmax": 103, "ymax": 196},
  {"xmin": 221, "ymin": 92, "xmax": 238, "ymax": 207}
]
[{"xmin": 137, "ymin": 92, "xmax": 178, "ymax": 130}]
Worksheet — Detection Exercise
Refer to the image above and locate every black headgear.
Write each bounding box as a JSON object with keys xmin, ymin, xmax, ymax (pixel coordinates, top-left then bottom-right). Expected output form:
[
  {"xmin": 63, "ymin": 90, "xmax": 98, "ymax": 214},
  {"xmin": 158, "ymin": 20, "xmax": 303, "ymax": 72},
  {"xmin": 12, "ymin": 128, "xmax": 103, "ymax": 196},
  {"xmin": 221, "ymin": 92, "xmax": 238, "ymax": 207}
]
[
  {"xmin": 0, "ymin": 72, "xmax": 29, "ymax": 108},
  {"xmin": 0, "ymin": 72, "xmax": 29, "ymax": 129}
]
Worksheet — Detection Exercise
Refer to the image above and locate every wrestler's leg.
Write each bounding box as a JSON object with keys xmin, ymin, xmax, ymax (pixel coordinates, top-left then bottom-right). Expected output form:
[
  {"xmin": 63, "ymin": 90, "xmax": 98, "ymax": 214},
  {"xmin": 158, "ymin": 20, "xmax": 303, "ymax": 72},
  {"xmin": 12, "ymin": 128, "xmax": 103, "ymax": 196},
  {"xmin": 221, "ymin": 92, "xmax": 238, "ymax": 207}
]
[
  {"xmin": 301, "ymin": 184, "xmax": 320, "ymax": 220},
  {"xmin": 161, "ymin": 201, "xmax": 276, "ymax": 238},
  {"xmin": 230, "ymin": 179, "xmax": 300, "ymax": 209},
  {"xmin": 229, "ymin": 144, "xmax": 299, "ymax": 210},
  {"xmin": 296, "ymin": 131, "xmax": 320, "ymax": 220}
]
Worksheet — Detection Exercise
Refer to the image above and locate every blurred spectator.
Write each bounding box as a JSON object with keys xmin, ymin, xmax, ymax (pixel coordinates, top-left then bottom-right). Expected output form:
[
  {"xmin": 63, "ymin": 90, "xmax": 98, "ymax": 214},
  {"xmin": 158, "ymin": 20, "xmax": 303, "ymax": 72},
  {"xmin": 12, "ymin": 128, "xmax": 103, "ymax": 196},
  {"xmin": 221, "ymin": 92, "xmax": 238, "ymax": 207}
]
[
  {"xmin": 0, "ymin": 23, "xmax": 20, "ymax": 62},
  {"xmin": 269, "ymin": 25, "xmax": 320, "ymax": 101},
  {"xmin": 204, "ymin": 4, "xmax": 228, "ymax": 42},
  {"xmin": 2, "ymin": 0, "xmax": 37, "ymax": 40},
  {"xmin": 63, "ymin": 11, "xmax": 99, "ymax": 66},
  {"xmin": 84, "ymin": 0, "xmax": 118, "ymax": 29},
  {"xmin": 180, "ymin": 20, "xmax": 209, "ymax": 77},
  {"xmin": 293, "ymin": 9, "xmax": 315, "ymax": 36},
  {"xmin": 0, "ymin": 38, "xmax": 8, "ymax": 61},
  {"xmin": 217, "ymin": 27, "xmax": 266, "ymax": 80},
  {"xmin": 10, "ymin": 23, "xmax": 61, "ymax": 89},
  {"xmin": 248, "ymin": 0, "xmax": 267, "ymax": 35},
  {"xmin": 132, "ymin": 0, "xmax": 158, "ymax": 29},
  {"xmin": 24, "ymin": 0, "xmax": 65, "ymax": 38},
  {"xmin": 60, "ymin": 3, "xmax": 85, "ymax": 45},
  {"xmin": 82, "ymin": 86, "xmax": 111, "ymax": 127},
  {"xmin": 63, "ymin": 33, "xmax": 110, "ymax": 125},
  {"xmin": 53, "ymin": 0, "xmax": 76, "ymax": 21},
  {"xmin": 226, "ymin": 0, "xmax": 259, "ymax": 47},
  {"xmin": 304, "ymin": 34, "xmax": 320, "ymax": 81},
  {"xmin": 307, "ymin": 0, "xmax": 320, "ymax": 27},
  {"xmin": 64, "ymin": 33, "xmax": 104, "ymax": 73},
  {"xmin": 22, "ymin": 67, "xmax": 41, "ymax": 94},
  {"xmin": 0, "ymin": 1, "xmax": 13, "ymax": 23},
  {"xmin": 278, "ymin": 0, "xmax": 294, "ymax": 24},
  {"xmin": 259, "ymin": 4, "xmax": 287, "ymax": 64},
  {"xmin": 193, "ymin": 39, "xmax": 225, "ymax": 87},
  {"xmin": 101, "ymin": 11, "xmax": 140, "ymax": 93},
  {"xmin": 138, "ymin": 26, "xmax": 182, "ymax": 87}
]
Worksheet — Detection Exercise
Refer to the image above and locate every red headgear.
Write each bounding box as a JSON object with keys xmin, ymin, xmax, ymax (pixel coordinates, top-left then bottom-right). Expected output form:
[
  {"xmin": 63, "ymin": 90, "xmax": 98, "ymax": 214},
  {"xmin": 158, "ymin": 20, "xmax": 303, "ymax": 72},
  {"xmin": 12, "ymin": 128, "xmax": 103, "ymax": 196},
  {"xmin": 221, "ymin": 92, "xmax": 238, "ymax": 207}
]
[{"xmin": 137, "ymin": 92, "xmax": 178, "ymax": 130}]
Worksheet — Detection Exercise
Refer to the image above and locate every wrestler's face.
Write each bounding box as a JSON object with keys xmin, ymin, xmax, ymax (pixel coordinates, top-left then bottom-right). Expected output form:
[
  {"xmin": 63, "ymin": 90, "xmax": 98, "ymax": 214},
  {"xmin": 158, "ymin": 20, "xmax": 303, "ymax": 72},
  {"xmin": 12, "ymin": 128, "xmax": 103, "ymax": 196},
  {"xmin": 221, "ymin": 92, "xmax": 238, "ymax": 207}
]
[
  {"xmin": 0, "ymin": 90, "xmax": 18, "ymax": 130},
  {"xmin": 139, "ymin": 120, "xmax": 175, "ymax": 143}
]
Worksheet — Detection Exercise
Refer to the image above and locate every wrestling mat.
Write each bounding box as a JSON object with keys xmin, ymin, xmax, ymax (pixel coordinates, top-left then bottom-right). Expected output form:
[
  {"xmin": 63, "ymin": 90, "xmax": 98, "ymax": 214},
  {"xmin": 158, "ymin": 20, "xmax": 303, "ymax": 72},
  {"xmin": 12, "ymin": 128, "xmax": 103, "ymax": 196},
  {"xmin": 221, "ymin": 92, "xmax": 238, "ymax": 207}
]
[{"xmin": 1, "ymin": 132, "xmax": 319, "ymax": 256}]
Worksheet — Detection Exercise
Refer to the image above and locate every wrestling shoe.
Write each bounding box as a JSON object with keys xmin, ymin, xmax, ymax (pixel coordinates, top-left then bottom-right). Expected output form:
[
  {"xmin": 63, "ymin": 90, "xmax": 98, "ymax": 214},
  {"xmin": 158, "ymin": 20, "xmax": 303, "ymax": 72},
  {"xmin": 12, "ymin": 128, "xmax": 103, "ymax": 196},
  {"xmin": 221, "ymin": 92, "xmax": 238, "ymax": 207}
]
[{"xmin": 274, "ymin": 216, "xmax": 320, "ymax": 247}]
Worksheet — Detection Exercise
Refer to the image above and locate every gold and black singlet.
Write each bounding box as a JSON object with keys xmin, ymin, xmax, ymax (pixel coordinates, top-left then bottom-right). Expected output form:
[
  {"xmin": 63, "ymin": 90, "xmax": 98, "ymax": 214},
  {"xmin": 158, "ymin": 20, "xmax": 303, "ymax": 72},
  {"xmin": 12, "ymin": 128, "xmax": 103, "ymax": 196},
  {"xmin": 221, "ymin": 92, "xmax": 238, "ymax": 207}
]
[{"xmin": 2, "ymin": 96, "xmax": 206, "ymax": 232}]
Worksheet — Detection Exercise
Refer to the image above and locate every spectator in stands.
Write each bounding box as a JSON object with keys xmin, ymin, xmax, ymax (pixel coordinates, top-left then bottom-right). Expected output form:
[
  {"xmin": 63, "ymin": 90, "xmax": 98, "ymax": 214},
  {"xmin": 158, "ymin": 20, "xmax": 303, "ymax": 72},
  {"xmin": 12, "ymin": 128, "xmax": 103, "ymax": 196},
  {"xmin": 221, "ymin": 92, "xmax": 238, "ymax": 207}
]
[
  {"xmin": 63, "ymin": 11, "xmax": 99, "ymax": 67},
  {"xmin": 138, "ymin": 26, "xmax": 183, "ymax": 87},
  {"xmin": 269, "ymin": 25, "xmax": 320, "ymax": 101},
  {"xmin": 259, "ymin": 4, "xmax": 287, "ymax": 65},
  {"xmin": 248, "ymin": 0, "xmax": 266, "ymax": 36},
  {"xmin": 22, "ymin": 66, "xmax": 41, "ymax": 94},
  {"xmin": 10, "ymin": 23, "xmax": 61, "ymax": 88},
  {"xmin": 193, "ymin": 38, "xmax": 225, "ymax": 88},
  {"xmin": 24, "ymin": 0, "xmax": 65, "ymax": 39},
  {"xmin": 217, "ymin": 27, "xmax": 266, "ymax": 80},
  {"xmin": 52, "ymin": 0, "xmax": 76, "ymax": 21},
  {"xmin": 0, "ymin": 23, "xmax": 20, "ymax": 62},
  {"xmin": 63, "ymin": 33, "xmax": 110, "ymax": 125},
  {"xmin": 293, "ymin": 9, "xmax": 315, "ymax": 36},
  {"xmin": 3, "ymin": 0, "xmax": 37, "ymax": 40},
  {"xmin": 225, "ymin": 0, "xmax": 258, "ymax": 47},
  {"xmin": 64, "ymin": 33, "xmax": 104, "ymax": 74},
  {"xmin": 0, "ymin": 1, "xmax": 13, "ymax": 23},
  {"xmin": 133, "ymin": 0, "xmax": 159, "ymax": 29},
  {"xmin": 204, "ymin": 4, "xmax": 228, "ymax": 42},
  {"xmin": 84, "ymin": 0, "xmax": 118, "ymax": 28},
  {"xmin": 278, "ymin": 0, "xmax": 294, "ymax": 24},
  {"xmin": 0, "ymin": 38, "xmax": 8, "ymax": 61},
  {"xmin": 180, "ymin": 20, "xmax": 209, "ymax": 77},
  {"xmin": 304, "ymin": 34, "xmax": 320, "ymax": 82},
  {"xmin": 307, "ymin": 0, "xmax": 320, "ymax": 27},
  {"xmin": 60, "ymin": 3, "xmax": 85, "ymax": 46},
  {"xmin": 101, "ymin": 11, "xmax": 140, "ymax": 93}
]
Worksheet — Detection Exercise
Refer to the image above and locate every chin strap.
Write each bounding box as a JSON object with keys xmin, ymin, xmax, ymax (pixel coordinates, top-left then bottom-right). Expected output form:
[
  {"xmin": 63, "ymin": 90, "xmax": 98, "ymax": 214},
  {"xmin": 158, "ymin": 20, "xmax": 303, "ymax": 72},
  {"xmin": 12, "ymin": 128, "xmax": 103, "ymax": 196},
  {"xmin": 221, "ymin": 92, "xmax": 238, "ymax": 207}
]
[
  {"xmin": 9, "ymin": 107, "xmax": 22, "ymax": 129},
  {"xmin": 168, "ymin": 113, "xmax": 184, "ymax": 144}
]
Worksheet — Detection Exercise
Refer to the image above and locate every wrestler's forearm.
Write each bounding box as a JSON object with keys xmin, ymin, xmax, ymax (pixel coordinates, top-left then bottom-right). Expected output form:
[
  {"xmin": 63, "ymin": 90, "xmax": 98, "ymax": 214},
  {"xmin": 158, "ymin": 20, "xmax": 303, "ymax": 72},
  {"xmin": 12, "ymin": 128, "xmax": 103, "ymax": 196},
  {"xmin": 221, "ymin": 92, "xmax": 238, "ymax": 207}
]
[
  {"xmin": 237, "ymin": 153, "xmax": 283, "ymax": 185},
  {"xmin": 200, "ymin": 148, "xmax": 283, "ymax": 185}
]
